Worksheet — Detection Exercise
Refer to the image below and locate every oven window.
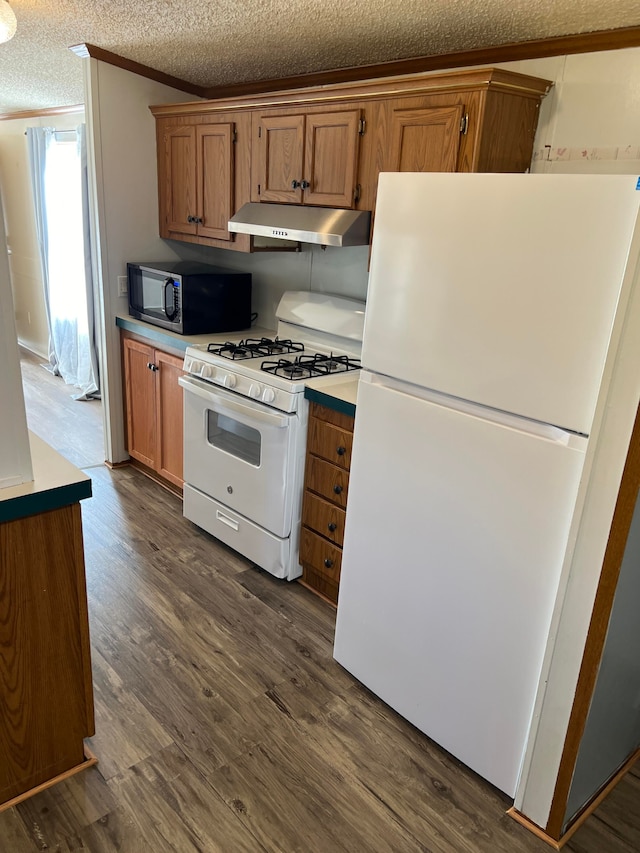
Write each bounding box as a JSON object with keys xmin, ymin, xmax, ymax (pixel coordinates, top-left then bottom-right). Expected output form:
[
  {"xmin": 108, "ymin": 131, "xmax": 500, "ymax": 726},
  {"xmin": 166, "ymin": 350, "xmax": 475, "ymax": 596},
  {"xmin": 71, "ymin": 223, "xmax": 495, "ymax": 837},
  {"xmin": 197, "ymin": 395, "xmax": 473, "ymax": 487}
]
[{"xmin": 207, "ymin": 411, "xmax": 261, "ymax": 466}]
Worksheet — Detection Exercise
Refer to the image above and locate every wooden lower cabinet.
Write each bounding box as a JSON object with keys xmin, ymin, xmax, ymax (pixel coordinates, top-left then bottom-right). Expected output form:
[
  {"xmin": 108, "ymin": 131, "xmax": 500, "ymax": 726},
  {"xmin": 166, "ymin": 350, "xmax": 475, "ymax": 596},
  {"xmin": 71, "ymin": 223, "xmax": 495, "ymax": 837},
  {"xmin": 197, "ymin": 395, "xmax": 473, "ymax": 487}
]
[
  {"xmin": 0, "ymin": 502, "xmax": 94, "ymax": 806},
  {"xmin": 300, "ymin": 402, "xmax": 355, "ymax": 604},
  {"xmin": 121, "ymin": 333, "xmax": 184, "ymax": 490}
]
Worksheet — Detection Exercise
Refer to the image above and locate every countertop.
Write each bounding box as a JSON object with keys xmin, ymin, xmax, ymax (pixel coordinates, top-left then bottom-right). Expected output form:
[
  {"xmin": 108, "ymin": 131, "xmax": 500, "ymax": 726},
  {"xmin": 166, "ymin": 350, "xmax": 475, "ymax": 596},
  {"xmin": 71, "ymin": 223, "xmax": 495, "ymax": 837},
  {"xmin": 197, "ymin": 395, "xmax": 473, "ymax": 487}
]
[
  {"xmin": 304, "ymin": 373, "xmax": 359, "ymax": 418},
  {"xmin": 116, "ymin": 314, "xmax": 275, "ymax": 355},
  {"xmin": 0, "ymin": 433, "xmax": 92, "ymax": 523}
]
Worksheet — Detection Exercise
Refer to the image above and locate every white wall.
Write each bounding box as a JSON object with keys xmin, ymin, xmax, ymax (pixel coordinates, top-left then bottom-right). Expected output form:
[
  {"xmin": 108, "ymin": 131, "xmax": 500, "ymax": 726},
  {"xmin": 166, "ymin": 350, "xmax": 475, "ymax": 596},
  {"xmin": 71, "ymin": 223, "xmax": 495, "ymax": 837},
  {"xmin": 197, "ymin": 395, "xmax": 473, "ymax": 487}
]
[
  {"xmin": 83, "ymin": 59, "xmax": 200, "ymax": 463},
  {"xmin": 0, "ymin": 111, "xmax": 83, "ymax": 357},
  {"xmin": 0, "ymin": 189, "xmax": 32, "ymax": 487}
]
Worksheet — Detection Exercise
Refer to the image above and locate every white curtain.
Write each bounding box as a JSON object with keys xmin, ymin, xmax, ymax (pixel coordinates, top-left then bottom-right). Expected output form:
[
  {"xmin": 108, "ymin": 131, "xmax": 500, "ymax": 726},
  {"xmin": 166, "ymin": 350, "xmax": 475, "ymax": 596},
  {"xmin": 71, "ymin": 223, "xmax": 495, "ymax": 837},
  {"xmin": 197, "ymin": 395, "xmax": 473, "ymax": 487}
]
[{"xmin": 27, "ymin": 125, "xmax": 100, "ymax": 399}]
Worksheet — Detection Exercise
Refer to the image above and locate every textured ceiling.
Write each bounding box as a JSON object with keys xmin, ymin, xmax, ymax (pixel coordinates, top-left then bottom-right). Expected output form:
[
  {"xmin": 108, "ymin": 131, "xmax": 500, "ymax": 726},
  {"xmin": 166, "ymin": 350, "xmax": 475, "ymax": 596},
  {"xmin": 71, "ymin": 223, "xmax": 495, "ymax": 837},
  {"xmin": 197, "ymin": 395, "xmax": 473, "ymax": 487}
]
[{"xmin": 0, "ymin": 0, "xmax": 639, "ymax": 113}]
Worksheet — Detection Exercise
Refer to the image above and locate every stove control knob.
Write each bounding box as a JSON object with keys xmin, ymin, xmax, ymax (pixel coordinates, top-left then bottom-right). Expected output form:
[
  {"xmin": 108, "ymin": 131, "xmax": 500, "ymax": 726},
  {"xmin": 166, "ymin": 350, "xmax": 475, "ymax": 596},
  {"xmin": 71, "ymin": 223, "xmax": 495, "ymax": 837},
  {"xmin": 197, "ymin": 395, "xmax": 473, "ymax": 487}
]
[
  {"xmin": 201, "ymin": 364, "xmax": 214, "ymax": 379},
  {"xmin": 222, "ymin": 374, "xmax": 236, "ymax": 389},
  {"xmin": 184, "ymin": 356, "xmax": 193, "ymax": 373},
  {"xmin": 262, "ymin": 387, "xmax": 275, "ymax": 403},
  {"xmin": 248, "ymin": 383, "xmax": 261, "ymax": 398}
]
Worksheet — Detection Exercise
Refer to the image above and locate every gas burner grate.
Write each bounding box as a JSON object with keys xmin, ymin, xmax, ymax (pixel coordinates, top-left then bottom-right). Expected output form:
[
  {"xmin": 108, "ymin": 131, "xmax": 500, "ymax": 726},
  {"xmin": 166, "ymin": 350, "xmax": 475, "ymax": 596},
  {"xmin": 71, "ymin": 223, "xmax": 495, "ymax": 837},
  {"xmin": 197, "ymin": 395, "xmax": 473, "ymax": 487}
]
[
  {"xmin": 207, "ymin": 337, "xmax": 305, "ymax": 360},
  {"xmin": 261, "ymin": 353, "xmax": 361, "ymax": 380}
]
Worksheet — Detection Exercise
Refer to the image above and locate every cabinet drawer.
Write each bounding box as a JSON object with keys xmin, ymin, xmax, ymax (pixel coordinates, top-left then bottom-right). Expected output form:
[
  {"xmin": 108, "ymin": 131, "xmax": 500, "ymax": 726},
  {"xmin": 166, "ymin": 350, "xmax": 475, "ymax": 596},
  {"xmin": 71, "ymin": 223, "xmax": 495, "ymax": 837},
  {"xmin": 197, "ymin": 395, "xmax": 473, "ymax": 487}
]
[
  {"xmin": 306, "ymin": 456, "xmax": 349, "ymax": 507},
  {"xmin": 302, "ymin": 492, "xmax": 346, "ymax": 546},
  {"xmin": 308, "ymin": 416, "xmax": 353, "ymax": 469},
  {"xmin": 300, "ymin": 527, "xmax": 342, "ymax": 582}
]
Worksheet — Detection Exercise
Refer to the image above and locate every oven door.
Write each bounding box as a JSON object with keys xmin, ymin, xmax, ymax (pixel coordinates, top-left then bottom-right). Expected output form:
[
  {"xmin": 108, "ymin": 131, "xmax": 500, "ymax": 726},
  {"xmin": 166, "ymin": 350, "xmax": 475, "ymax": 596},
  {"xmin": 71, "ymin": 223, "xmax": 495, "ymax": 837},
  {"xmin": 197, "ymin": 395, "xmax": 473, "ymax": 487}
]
[{"xmin": 179, "ymin": 375, "xmax": 299, "ymax": 537}]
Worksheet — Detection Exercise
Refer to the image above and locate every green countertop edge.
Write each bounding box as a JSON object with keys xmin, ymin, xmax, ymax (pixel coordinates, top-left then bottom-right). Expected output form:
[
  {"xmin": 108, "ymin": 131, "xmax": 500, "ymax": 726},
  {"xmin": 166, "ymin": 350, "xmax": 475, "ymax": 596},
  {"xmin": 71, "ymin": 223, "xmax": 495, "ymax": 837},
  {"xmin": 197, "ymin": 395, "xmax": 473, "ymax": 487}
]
[
  {"xmin": 0, "ymin": 479, "xmax": 93, "ymax": 524},
  {"xmin": 304, "ymin": 387, "xmax": 356, "ymax": 418},
  {"xmin": 116, "ymin": 316, "xmax": 191, "ymax": 352}
]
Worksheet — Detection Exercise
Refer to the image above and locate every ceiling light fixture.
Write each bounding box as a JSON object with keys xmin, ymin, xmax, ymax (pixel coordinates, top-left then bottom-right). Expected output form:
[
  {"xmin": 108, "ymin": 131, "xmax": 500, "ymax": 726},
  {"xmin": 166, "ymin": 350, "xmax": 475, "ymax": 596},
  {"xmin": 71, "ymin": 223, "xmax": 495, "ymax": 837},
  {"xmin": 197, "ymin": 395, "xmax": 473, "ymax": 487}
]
[{"xmin": 0, "ymin": 0, "xmax": 17, "ymax": 44}]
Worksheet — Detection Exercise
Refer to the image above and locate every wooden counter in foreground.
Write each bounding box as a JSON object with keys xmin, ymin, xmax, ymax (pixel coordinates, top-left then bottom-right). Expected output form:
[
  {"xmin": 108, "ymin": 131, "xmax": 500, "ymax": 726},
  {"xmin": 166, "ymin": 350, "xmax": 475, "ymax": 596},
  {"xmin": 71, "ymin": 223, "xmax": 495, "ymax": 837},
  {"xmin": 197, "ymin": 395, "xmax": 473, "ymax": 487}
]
[{"xmin": 0, "ymin": 434, "xmax": 95, "ymax": 810}]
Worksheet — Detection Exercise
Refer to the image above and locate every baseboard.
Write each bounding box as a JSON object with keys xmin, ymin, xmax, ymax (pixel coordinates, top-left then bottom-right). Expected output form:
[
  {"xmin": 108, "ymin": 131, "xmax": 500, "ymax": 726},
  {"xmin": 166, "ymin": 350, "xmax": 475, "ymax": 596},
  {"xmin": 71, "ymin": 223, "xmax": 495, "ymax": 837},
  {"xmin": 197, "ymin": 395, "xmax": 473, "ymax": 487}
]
[
  {"xmin": 0, "ymin": 744, "xmax": 98, "ymax": 814},
  {"xmin": 508, "ymin": 747, "xmax": 640, "ymax": 848}
]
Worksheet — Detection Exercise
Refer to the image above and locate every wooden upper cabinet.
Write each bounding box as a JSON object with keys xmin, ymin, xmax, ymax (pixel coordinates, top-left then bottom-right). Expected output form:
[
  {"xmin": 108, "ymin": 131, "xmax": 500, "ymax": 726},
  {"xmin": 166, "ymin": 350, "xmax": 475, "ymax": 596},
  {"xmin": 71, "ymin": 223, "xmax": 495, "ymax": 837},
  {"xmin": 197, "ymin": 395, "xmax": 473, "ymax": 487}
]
[
  {"xmin": 254, "ymin": 108, "xmax": 361, "ymax": 208},
  {"xmin": 163, "ymin": 122, "xmax": 234, "ymax": 241},
  {"xmin": 390, "ymin": 104, "xmax": 465, "ymax": 172},
  {"xmin": 152, "ymin": 69, "xmax": 551, "ymax": 247},
  {"xmin": 196, "ymin": 123, "xmax": 234, "ymax": 240},
  {"xmin": 257, "ymin": 114, "xmax": 305, "ymax": 203},
  {"xmin": 164, "ymin": 125, "xmax": 197, "ymax": 235}
]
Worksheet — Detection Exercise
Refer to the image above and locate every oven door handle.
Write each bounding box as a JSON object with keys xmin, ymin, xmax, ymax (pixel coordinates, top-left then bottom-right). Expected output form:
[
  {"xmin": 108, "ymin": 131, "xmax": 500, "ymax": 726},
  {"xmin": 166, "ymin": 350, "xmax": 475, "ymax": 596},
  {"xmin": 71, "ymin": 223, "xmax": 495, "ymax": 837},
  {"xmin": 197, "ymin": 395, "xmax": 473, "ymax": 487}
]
[{"xmin": 179, "ymin": 375, "xmax": 291, "ymax": 428}]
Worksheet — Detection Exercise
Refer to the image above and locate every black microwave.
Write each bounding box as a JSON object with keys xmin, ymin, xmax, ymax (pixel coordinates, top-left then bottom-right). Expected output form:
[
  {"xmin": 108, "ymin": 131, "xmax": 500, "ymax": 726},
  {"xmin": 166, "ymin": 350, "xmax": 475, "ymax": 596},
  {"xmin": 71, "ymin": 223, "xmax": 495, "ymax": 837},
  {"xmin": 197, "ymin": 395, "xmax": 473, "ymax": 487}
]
[{"xmin": 127, "ymin": 261, "xmax": 252, "ymax": 334}]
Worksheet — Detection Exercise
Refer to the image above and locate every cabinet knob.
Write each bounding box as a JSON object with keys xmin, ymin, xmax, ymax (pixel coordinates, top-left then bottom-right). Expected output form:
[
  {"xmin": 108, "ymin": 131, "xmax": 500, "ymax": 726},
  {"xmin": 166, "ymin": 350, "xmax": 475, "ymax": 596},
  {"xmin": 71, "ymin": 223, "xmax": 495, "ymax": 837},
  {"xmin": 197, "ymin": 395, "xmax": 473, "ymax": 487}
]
[
  {"xmin": 328, "ymin": 522, "xmax": 337, "ymax": 532},
  {"xmin": 300, "ymin": 180, "xmax": 310, "ymax": 190},
  {"xmin": 291, "ymin": 180, "xmax": 301, "ymax": 189},
  {"xmin": 324, "ymin": 558, "xmax": 333, "ymax": 569},
  {"xmin": 187, "ymin": 215, "xmax": 195, "ymax": 223},
  {"xmin": 147, "ymin": 363, "xmax": 158, "ymax": 372},
  {"xmin": 333, "ymin": 484, "xmax": 343, "ymax": 495},
  {"xmin": 336, "ymin": 446, "xmax": 346, "ymax": 456}
]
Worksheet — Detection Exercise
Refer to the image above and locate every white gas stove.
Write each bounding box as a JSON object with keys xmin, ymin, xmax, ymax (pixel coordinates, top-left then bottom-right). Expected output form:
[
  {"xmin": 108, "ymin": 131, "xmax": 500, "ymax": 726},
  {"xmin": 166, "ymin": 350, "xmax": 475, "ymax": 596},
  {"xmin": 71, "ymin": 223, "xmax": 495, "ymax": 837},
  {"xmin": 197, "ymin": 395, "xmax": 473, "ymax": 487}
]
[
  {"xmin": 182, "ymin": 290, "xmax": 364, "ymax": 412},
  {"xmin": 179, "ymin": 291, "xmax": 365, "ymax": 580}
]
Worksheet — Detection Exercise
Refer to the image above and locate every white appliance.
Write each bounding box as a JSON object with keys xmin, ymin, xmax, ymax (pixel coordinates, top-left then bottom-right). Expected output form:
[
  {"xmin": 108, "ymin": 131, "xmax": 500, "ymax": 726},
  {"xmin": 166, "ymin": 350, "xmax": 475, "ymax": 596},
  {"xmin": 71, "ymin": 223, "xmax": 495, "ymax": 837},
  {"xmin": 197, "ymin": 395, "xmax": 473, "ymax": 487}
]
[
  {"xmin": 333, "ymin": 173, "xmax": 640, "ymax": 797},
  {"xmin": 180, "ymin": 290, "xmax": 364, "ymax": 580}
]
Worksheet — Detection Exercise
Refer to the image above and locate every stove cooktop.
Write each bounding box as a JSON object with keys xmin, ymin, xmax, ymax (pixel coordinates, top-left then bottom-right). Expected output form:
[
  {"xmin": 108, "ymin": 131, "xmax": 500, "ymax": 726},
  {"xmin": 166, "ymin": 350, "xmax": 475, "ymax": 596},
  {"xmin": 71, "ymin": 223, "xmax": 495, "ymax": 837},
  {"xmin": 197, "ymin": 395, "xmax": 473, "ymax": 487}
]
[{"xmin": 201, "ymin": 337, "xmax": 361, "ymax": 380}]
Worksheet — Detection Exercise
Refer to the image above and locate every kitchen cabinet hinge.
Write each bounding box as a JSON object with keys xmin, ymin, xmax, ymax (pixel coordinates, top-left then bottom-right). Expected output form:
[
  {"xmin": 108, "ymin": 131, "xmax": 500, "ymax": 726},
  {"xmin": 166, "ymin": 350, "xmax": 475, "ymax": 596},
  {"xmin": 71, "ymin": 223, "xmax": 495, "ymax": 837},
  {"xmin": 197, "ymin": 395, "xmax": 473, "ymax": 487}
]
[
  {"xmin": 258, "ymin": 126, "xmax": 262, "ymax": 139},
  {"xmin": 232, "ymin": 129, "xmax": 237, "ymax": 143},
  {"xmin": 358, "ymin": 118, "xmax": 366, "ymax": 136},
  {"xmin": 460, "ymin": 113, "xmax": 469, "ymax": 135},
  {"xmin": 257, "ymin": 184, "xmax": 261, "ymax": 196},
  {"xmin": 353, "ymin": 184, "xmax": 361, "ymax": 203}
]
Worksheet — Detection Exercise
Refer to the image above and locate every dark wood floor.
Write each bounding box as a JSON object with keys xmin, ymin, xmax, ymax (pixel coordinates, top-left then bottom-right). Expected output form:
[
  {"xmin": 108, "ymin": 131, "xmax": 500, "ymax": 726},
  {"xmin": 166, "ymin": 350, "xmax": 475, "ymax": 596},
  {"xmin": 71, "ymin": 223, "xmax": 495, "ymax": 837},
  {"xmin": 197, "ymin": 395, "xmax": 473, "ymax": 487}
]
[{"xmin": 3, "ymin": 360, "xmax": 640, "ymax": 851}]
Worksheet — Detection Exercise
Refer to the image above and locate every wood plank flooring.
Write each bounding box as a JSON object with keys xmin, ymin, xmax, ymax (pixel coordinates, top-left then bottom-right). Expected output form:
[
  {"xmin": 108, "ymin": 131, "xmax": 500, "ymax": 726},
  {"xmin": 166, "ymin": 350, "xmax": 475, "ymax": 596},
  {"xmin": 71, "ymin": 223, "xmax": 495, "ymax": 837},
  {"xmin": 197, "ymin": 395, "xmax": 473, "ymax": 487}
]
[
  {"xmin": 19, "ymin": 346, "xmax": 104, "ymax": 468},
  {"xmin": 3, "ymin": 361, "xmax": 640, "ymax": 851}
]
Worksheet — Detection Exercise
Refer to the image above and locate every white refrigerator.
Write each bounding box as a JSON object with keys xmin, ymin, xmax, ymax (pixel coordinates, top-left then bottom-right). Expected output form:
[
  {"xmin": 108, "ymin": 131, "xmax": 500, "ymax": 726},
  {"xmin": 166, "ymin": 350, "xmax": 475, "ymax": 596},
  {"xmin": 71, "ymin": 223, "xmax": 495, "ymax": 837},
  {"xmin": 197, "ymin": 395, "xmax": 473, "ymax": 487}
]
[{"xmin": 333, "ymin": 173, "xmax": 640, "ymax": 797}]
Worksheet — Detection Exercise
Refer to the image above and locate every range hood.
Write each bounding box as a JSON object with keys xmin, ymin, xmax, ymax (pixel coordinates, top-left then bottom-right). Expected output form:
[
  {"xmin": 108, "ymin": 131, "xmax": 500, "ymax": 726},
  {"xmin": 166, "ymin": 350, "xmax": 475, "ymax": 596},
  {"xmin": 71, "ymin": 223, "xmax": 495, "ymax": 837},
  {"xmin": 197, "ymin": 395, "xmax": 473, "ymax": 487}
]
[{"xmin": 228, "ymin": 203, "xmax": 371, "ymax": 247}]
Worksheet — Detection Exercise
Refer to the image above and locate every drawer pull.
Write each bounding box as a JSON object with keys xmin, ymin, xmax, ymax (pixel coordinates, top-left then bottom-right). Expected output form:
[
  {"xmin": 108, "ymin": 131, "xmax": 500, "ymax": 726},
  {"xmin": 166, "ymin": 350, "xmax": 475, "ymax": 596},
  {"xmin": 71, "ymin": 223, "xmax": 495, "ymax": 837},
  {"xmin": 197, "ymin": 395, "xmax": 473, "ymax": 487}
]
[
  {"xmin": 336, "ymin": 446, "xmax": 346, "ymax": 456},
  {"xmin": 324, "ymin": 558, "xmax": 334, "ymax": 569},
  {"xmin": 333, "ymin": 484, "xmax": 343, "ymax": 495},
  {"xmin": 327, "ymin": 522, "xmax": 337, "ymax": 532}
]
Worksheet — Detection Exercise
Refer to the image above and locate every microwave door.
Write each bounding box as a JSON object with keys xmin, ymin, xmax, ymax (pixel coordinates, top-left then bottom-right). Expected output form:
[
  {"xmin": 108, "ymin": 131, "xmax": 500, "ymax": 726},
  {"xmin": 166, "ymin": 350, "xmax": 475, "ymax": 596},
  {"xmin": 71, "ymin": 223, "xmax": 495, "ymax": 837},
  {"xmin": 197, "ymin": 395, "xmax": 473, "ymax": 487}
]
[{"xmin": 131, "ymin": 270, "xmax": 176, "ymax": 323}]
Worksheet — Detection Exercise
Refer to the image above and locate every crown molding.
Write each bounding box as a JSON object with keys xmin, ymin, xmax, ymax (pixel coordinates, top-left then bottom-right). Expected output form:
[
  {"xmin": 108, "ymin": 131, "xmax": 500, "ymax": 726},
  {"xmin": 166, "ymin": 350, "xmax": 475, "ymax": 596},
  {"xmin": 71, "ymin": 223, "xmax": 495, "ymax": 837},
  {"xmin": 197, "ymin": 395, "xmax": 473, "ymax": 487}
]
[
  {"xmin": 0, "ymin": 104, "xmax": 84, "ymax": 121},
  {"xmin": 69, "ymin": 43, "xmax": 207, "ymax": 97},
  {"xmin": 63, "ymin": 24, "xmax": 640, "ymax": 106}
]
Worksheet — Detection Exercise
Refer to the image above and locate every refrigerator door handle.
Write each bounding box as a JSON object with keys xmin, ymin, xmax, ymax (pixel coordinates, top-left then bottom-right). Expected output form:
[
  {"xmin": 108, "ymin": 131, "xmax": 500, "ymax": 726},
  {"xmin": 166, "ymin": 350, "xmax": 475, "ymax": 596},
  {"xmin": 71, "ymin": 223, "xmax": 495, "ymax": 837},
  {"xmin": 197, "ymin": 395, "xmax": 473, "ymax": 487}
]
[{"xmin": 363, "ymin": 371, "xmax": 589, "ymax": 450}]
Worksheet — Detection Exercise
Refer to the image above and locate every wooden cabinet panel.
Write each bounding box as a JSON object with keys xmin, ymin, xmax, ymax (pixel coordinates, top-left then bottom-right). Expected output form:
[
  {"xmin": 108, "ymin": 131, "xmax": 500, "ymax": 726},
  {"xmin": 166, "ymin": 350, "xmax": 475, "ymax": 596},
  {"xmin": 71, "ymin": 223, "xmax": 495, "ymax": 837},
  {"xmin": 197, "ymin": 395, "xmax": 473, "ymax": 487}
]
[
  {"xmin": 253, "ymin": 108, "xmax": 360, "ymax": 208},
  {"xmin": 155, "ymin": 350, "xmax": 184, "ymax": 488},
  {"xmin": 196, "ymin": 123, "xmax": 234, "ymax": 240},
  {"xmin": 0, "ymin": 503, "xmax": 94, "ymax": 804},
  {"xmin": 299, "ymin": 527, "xmax": 343, "ymax": 583},
  {"xmin": 257, "ymin": 114, "xmax": 305, "ymax": 202},
  {"xmin": 154, "ymin": 112, "xmax": 252, "ymax": 251},
  {"xmin": 304, "ymin": 111, "xmax": 360, "ymax": 207},
  {"xmin": 306, "ymin": 455, "xmax": 349, "ymax": 508},
  {"xmin": 390, "ymin": 105, "xmax": 464, "ymax": 172},
  {"xmin": 122, "ymin": 337, "xmax": 156, "ymax": 469},
  {"xmin": 300, "ymin": 402, "xmax": 355, "ymax": 604},
  {"xmin": 122, "ymin": 333, "xmax": 184, "ymax": 490},
  {"xmin": 307, "ymin": 415, "xmax": 353, "ymax": 469},
  {"xmin": 302, "ymin": 492, "xmax": 346, "ymax": 546},
  {"xmin": 164, "ymin": 126, "xmax": 197, "ymax": 235}
]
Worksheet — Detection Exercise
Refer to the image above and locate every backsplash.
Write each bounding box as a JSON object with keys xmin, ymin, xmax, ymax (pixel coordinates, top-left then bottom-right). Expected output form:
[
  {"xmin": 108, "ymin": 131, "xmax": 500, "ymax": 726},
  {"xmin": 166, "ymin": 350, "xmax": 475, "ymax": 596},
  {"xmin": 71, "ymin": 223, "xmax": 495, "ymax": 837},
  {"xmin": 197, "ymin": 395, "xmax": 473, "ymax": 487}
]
[{"xmin": 176, "ymin": 242, "xmax": 370, "ymax": 330}]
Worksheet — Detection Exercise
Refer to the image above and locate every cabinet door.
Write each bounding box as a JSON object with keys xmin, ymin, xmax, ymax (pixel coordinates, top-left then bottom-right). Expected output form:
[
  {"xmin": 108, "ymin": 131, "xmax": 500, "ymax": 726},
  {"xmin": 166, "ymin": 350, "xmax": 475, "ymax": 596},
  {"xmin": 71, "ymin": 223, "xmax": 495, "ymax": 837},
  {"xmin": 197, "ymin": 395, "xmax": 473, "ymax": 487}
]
[
  {"xmin": 304, "ymin": 110, "xmax": 360, "ymax": 208},
  {"xmin": 255, "ymin": 114, "xmax": 305, "ymax": 202},
  {"xmin": 164, "ymin": 126, "xmax": 197, "ymax": 235},
  {"xmin": 155, "ymin": 350, "xmax": 184, "ymax": 488},
  {"xmin": 389, "ymin": 105, "xmax": 464, "ymax": 172},
  {"xmin": 196, "ymin": 123, "xmax": 234, "ymax": 241},
  {"xmin": 122, "ymin": 337, "xmax": 156, "ymax": 468}
]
